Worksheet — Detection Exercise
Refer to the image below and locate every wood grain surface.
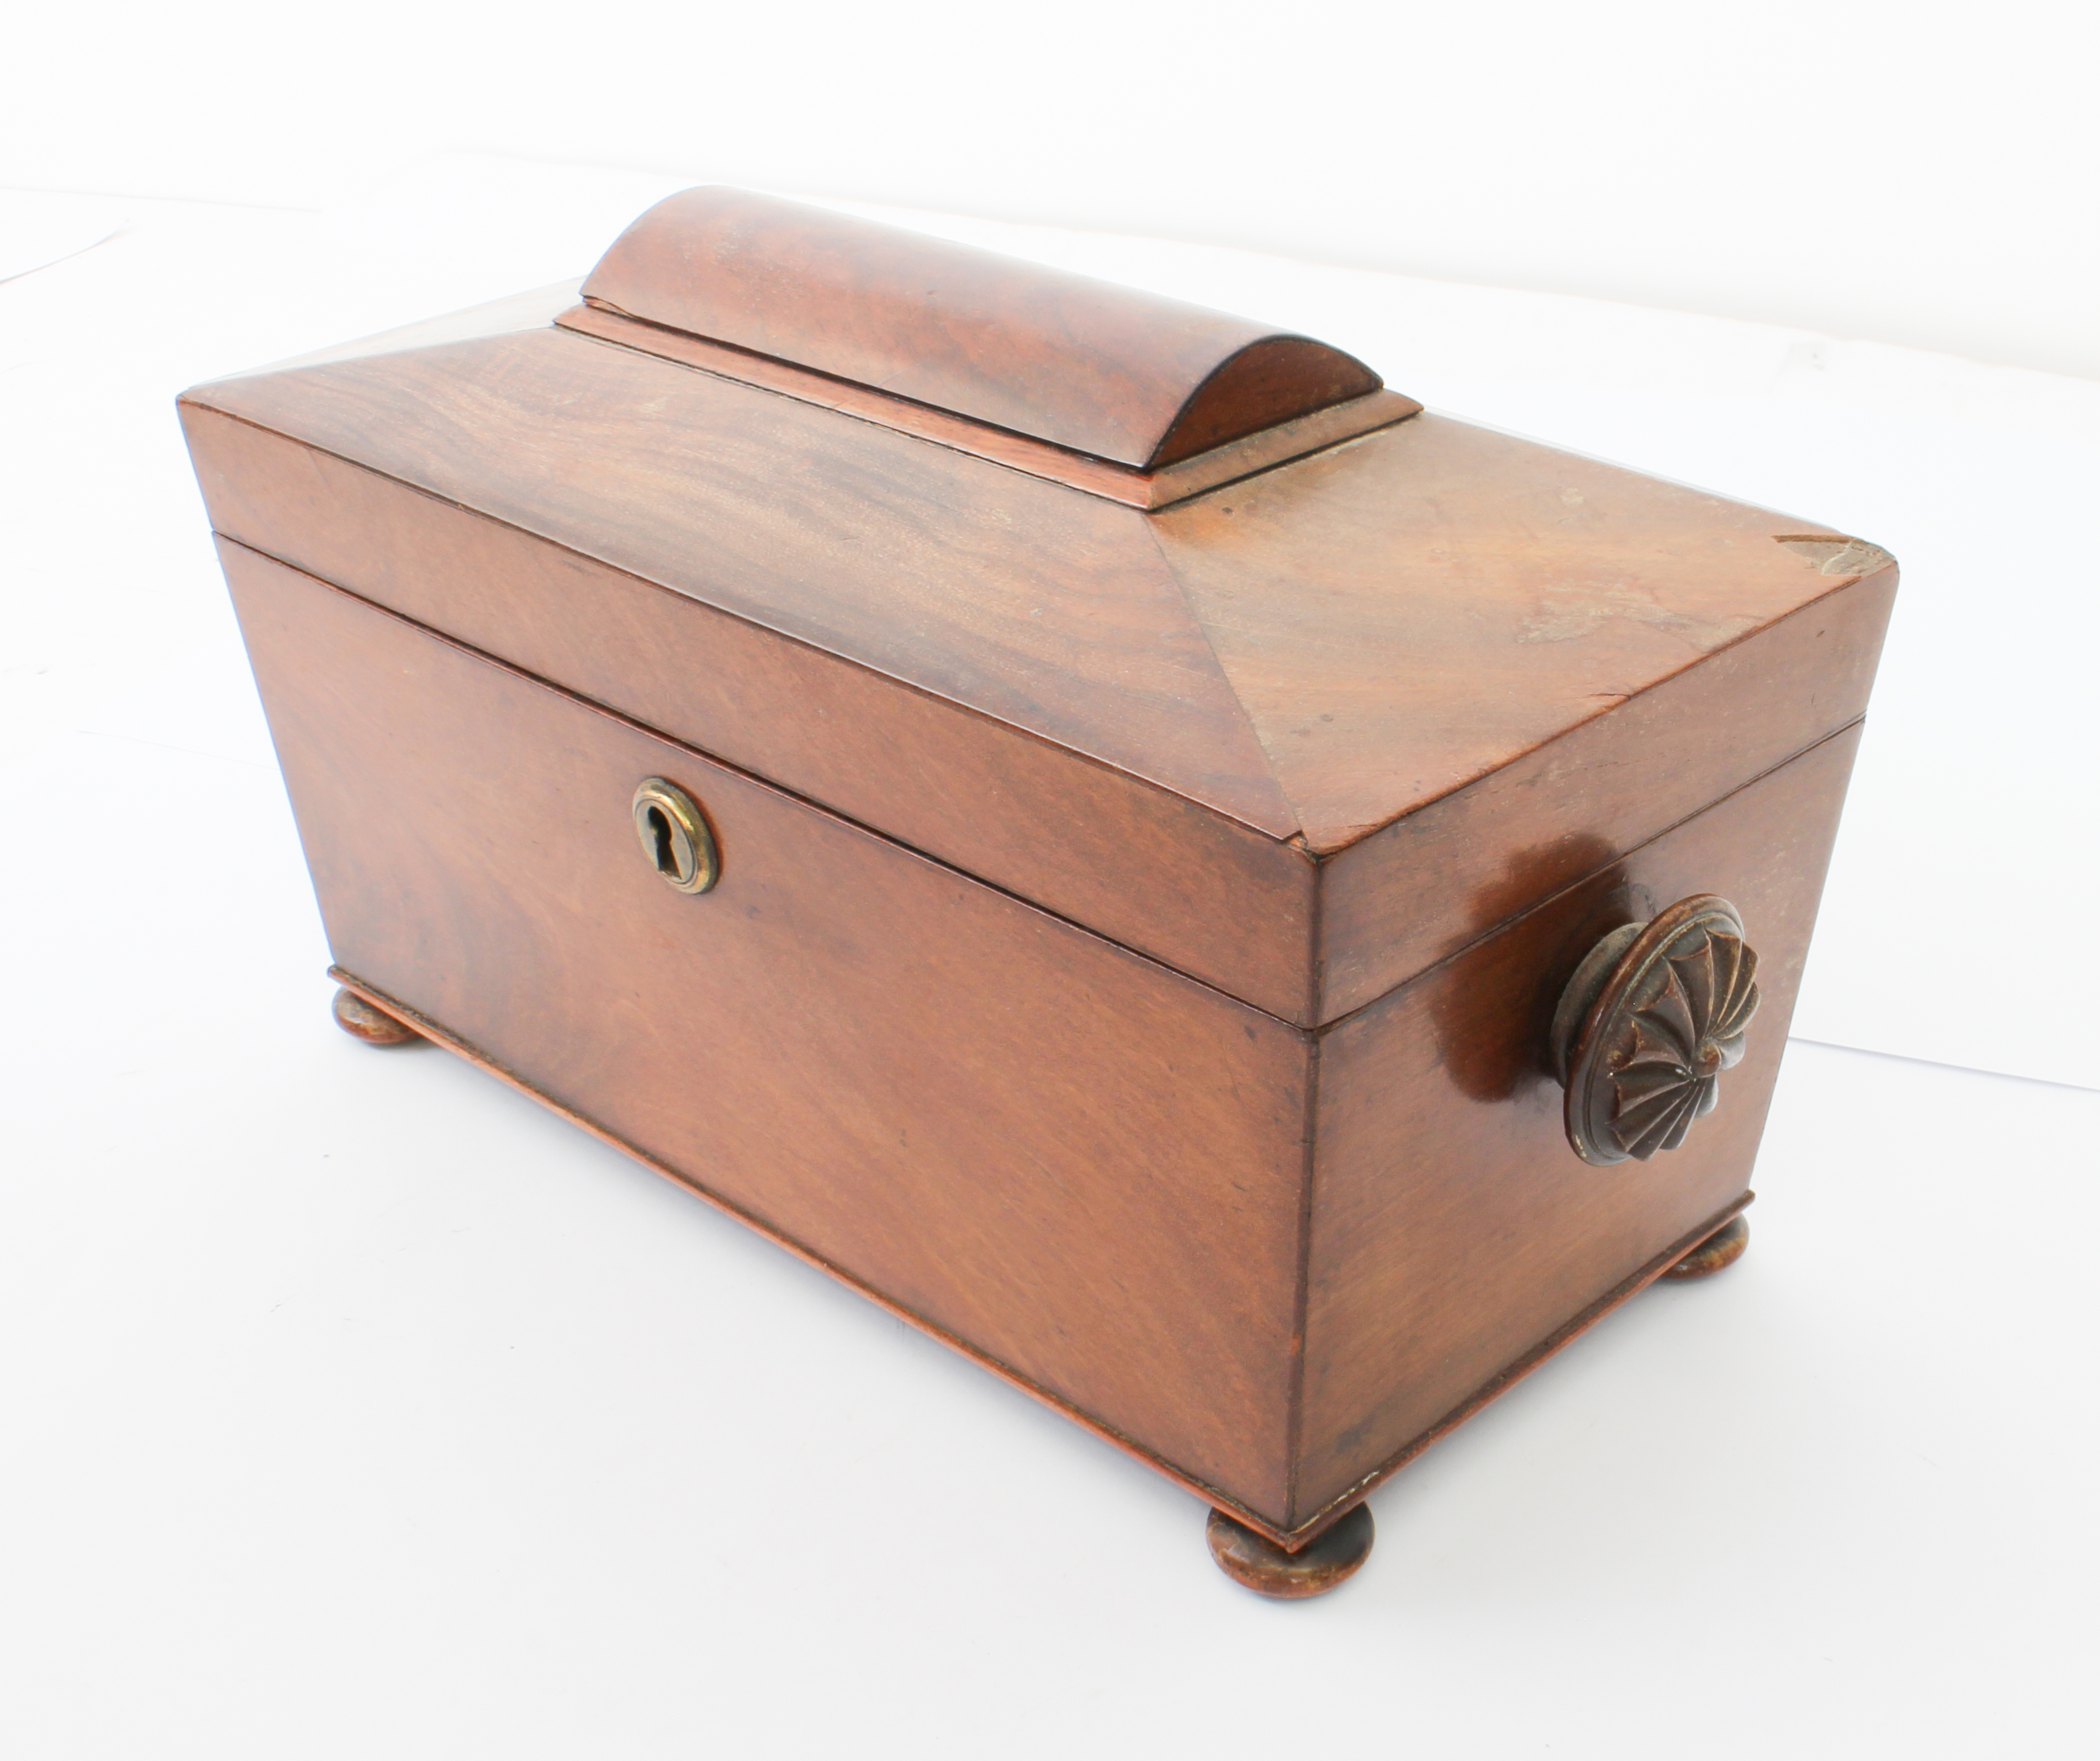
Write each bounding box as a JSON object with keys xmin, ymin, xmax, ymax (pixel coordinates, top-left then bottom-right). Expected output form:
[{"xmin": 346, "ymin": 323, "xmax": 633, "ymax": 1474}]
[
  {"xmin": 184, "ymin": 331, "xmax": 1297, "ymax": 836},
  {"xmin": 1312, "ymin": 553, "xmax": 1896, "ymax": 1018},
  {"xmin": 183, "ymin": 210, "xmax": 1897, "ymax": 1553},
  {"xmin": 217, "ymin": 539, "xmax": 1866, "ymax": 1546},
  {"xmin": 224, "ymin": 539, "xmax": 1311, "ymax": 1520},
  {"xmin": 1152, "ymin": 414, "xmax": 1890, "ymax": 855},
  {"xmin": 182, "ymin": 407, "xmax": 1322, "ymax": 1021},
  {"xmin": 555, "ymin": 302, "xmax": 1419, "ymax": 510},
  {"xmin": 1295, "ymin": 724, "xmax": 1863, "ymax": 1526},
  {"xmin": 579, "ymin": 186, "xmax": 1383, "ymax": 467},
  {"xmin": 181, "ymin": 331, "xmax": 1892, "ymax": 1029}
]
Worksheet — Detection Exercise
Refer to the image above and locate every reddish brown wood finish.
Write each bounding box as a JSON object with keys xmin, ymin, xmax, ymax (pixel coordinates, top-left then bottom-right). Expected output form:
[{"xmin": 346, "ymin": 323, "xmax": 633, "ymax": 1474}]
[
  {"xmin": 1662, "ymin": 1213, "xmax": 1750, "ymax": 1278},
  {"xmin": 1309, "ymin": 550, "xmax": 1896, "ymax": 1020},
  {"xmin": 180, "ymin": 207, "xmax": 1896, "ymax": 1557},
  {"xmin": 327, "ymin": 961, "xmax": 1307, "ymax": 1541},
  {"xmin": 1207, "ymin": 1503, "xmax": 1373, "ymax": 1598},
  {"xmin": 227, "ymin": 541, "xmax": 1310, "ymax": 1520},
  {"xmin": 331, "ymin": 986, "xmax": 421, "ymax": 1045},
  {"xmin": 179, "ymin": 334, "xmax": 1297, "ymax": 833},
  {"xmin": 1295, "ymin": 726, "xmax": 1860, "ymax": 1528},
  {"xmin": 579, "ymin": 187, "xmax": 1383, "ymax": 467},
  {"xmin": 181, "ymin": 407, "xmax": 1320, "ymax": 1020},
  {"xmin": 1149, "ymin": 416, "xmax": 1894, "ymax": 851},
  {"xmin": 555, "ymin": 302, "xmax": 1419, "ymax": 509},
  {"xmin": 219, "ymin": 536, "xmax": 1864, "ymax": 1546},
  {"xmin": 179, "ymin": 327, "xmax": 1892, "ymax": 1029}
]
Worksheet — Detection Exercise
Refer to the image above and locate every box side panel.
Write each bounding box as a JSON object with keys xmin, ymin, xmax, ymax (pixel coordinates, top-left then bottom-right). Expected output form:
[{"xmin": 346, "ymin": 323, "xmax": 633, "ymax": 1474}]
[
  {"xmin": 224, "ymin": 539, "xmax": 1309, "ymax": 1522},
  {"xmin": 1317, "ymin": 566, "xmax": 1894, "ymax": 1021},
  {"xmin": 182, "ymin": 405, "xmax": 1319, "ymax": 1024},
  {"xmin": 1296, "ymin": 725, "xmax": 1861, "ymax": 1524}
]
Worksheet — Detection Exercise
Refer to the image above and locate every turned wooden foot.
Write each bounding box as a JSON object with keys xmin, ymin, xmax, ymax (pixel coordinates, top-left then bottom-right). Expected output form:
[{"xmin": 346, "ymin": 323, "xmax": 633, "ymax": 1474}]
[
  {"xmin": 1662, "ymin": 1213, "xmax": 1749, "ymax": 1280},
  {"xmin": 331, "ymin": 986, "xmax": 422, "ymax": 1046},
  {"xmin": 1206, "ymin": 1502, "xmax": 1373, "ymax": 1600}
]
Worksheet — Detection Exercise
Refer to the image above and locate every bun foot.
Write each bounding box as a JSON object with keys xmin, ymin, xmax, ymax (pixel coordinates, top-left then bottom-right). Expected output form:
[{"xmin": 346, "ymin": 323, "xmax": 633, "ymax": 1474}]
[
  {"xmin": 1206, "ymin": 1502, "xmax": 1373, "ymax": 1600},
  {"xmin": 331, "ymin": 986, "xmax": 422, "ymax": 1046},
  {"xmin": 1662, "ymin": 1213, "xmax": 1749, "ymax": 1280}
]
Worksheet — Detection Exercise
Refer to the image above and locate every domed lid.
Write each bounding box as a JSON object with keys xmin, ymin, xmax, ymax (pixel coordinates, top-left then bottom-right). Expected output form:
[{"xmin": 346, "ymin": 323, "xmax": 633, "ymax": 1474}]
[{"xmin": 570, "ymin": 187, "xmax": 1398, "ymax": 483}]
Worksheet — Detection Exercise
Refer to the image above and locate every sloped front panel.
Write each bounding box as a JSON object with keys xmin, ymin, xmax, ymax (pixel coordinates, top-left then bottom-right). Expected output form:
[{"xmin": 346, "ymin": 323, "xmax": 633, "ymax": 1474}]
[{"xmin": 227, "ymin": 540, "xmax": 1311, "ymax": 1524}]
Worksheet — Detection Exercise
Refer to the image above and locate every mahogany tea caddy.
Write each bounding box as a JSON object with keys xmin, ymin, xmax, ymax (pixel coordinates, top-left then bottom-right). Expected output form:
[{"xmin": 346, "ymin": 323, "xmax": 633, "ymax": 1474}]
[{"xmin": 179, "ymin": 190, "xmax": 1894, "ymax": 1598}]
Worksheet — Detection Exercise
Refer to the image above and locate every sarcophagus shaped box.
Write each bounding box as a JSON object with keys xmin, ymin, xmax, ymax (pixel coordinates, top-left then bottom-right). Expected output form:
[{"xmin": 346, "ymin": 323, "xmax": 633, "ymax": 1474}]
[{"xmin": 179, "ymin": 190, "xmax": 1894, "ymax": 1596}]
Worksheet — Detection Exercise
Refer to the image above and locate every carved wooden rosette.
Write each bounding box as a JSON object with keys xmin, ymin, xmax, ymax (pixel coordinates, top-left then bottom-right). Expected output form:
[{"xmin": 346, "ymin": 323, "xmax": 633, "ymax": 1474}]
[{"xmin": 1550, "ymin": 896, "xmax": 1761, "ymax": 1167}]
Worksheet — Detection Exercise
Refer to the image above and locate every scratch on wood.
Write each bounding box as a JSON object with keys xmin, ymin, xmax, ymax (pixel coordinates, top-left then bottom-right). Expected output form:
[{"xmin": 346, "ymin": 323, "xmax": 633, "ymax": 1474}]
[{"xmin": 1775, "ymin": 535, "xmax": 1896, "ymax": 577}]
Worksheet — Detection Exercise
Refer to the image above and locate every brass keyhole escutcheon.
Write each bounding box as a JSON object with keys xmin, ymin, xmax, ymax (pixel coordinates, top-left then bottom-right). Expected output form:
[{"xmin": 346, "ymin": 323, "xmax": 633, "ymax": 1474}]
[{"xmin": 631, "ymin": 778, "xmax": 719, "ymax": 894}]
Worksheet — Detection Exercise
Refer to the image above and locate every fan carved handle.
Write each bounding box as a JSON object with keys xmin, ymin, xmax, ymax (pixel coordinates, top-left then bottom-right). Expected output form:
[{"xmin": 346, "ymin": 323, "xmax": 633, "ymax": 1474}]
[{"xmin": 1549, "ymin": 896, "xmax": 1762, "ymax": 1167}]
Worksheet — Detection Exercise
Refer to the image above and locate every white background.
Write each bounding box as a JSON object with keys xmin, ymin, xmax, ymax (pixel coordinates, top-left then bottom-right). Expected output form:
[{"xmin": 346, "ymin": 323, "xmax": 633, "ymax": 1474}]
[
  {"xmin": 7, "ymin": 0, "xmax": 2099, "ymax": 379},
  {"xmin": 3, "ymin": 5, "xmax": 2096, "ymax": 1756}
]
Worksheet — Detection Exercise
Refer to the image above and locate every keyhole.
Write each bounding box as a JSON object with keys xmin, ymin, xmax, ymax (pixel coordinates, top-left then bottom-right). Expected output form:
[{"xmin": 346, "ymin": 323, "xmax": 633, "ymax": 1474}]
[
  {"xmin": 646, "ymin": 804, "xmax": 679, "ymax": 878},
  {"xmin": 631, "ymin": 777, "xmax": 719, "ymax": 895}
]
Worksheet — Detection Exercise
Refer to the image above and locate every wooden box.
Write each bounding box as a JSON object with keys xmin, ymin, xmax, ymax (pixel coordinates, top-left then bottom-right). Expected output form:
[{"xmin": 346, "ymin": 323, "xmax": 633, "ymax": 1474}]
[{"xmin": 178, "ymin": 190, "xmax": 1895, "ymax": 1597}]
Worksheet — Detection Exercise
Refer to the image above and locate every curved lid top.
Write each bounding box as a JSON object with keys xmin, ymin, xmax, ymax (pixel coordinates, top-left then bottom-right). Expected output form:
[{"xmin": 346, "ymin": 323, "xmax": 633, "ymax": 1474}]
[{"xmin": 578, "ymin": 187, "xmax": 1383, "ymax": 469}]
